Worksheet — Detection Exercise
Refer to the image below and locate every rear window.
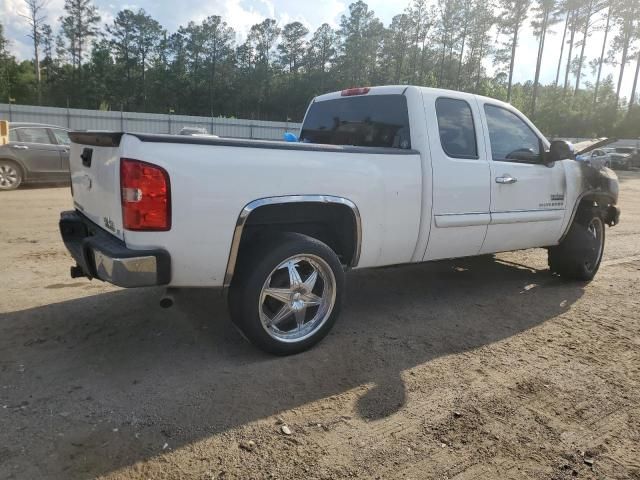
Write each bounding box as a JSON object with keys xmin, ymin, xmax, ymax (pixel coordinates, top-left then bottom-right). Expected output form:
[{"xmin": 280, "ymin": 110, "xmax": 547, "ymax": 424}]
[{"xmin": 300, "ymin": 95, "xmax": 411, "ymax": 149}]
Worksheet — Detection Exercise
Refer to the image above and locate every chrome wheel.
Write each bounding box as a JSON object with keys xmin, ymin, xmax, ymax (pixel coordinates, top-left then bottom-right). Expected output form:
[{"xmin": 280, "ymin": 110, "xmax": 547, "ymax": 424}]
[
  {"xmin": 585, "ymin": 217, "xmax": 604, "ymax": 272},
  {"xmin": 0, "ymin": 164, "xmax": 20, "ymax": 190},
  {"xmin": 259, "ymin": 254, "xmax": 336, "ymax": 343}
]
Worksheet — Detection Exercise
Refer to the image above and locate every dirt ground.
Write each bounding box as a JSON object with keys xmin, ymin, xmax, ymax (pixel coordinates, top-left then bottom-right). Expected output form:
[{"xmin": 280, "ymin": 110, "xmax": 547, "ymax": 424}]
[{"xmin": 1, "ymin": 173, "xmax": 639, "ymax": 480}]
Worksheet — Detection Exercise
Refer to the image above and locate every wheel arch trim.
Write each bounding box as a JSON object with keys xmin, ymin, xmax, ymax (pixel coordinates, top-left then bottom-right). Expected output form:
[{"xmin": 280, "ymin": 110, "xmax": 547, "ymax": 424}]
[{"xmin": 223, "ymin": 195, "xmax": 362, "ymax": 287}]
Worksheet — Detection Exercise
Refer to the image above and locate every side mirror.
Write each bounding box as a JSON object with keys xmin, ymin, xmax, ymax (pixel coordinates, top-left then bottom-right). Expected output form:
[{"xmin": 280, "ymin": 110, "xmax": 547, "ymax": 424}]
[
  {"xmin": 283, "ymin": 132, "xmax": 298, "ymax": 142},
  {"xmin": 547, "ymin": 140, "xmax": 575, "ymax": 163}
]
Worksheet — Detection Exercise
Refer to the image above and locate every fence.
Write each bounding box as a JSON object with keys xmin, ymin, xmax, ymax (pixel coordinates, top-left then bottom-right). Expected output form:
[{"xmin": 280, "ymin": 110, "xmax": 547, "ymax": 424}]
[{"xmin": 0, "ymin": 104, "xmax": 302, "ymax": 141}]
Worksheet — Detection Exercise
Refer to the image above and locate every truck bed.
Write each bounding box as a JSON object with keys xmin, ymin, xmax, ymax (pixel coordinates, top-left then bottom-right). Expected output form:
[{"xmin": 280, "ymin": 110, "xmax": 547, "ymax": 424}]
[{"xmin": 68, "ymin": 131, "xmax": 423, "ymax": 287}]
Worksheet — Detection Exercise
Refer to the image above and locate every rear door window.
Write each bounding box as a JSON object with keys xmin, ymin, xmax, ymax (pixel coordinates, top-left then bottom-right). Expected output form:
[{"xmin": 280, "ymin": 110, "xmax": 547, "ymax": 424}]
[
  {"xmin": 300, "ymin": 94, "xmax": 411, "ymax": 149},
  {"xmin": 17, "ymin": 128, "xmax": 53, "ymax": 145},
  {"xmin": 435, "ymin": 98, "xmax": 478, "ymax": 159}
]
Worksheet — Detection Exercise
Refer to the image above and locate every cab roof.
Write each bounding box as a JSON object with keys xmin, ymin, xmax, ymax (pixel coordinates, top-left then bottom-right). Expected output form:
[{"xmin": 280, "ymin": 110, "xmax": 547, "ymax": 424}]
[{"xmin": 312, "ymin": 85, "xmax": 513, "ymax": 110}]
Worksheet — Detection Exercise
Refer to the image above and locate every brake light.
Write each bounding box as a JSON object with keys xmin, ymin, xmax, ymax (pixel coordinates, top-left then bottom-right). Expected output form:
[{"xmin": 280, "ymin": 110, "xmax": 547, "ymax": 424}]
[
  {"xmin": 120, "ymin": 158, "xmax": 171, "ymax": 231},
  {"xmin": 341, "ymin": 87, "xmax": 370, "ymax": 96}
]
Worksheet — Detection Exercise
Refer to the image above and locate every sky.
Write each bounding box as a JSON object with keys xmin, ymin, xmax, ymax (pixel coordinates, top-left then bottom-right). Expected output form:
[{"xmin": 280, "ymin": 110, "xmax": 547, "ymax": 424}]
[{"xmin": 1, "ymin": 0, "xmax": 636, "ymax": 101}]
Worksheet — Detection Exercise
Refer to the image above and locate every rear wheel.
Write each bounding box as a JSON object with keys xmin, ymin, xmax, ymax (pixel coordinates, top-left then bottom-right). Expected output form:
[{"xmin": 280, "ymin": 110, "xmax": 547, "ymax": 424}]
[
  {"xmin": 0, "ymin": 161, "xmax": 22, "ymax": 190},
  {"xmin": 548, "ymin": 207, "xmax": 605, "ymax": 281},
  {"xmin": 229, "ymin": 232, "xmax": 344, "ymax": 355}
]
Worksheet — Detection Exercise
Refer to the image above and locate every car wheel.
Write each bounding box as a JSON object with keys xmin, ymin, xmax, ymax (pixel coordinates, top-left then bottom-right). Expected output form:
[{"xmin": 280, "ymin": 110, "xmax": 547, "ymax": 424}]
[
  {"xmin": 0, "ymin": 160, "xmax": 23, "ymax": 190},
  {"xmin": 229, "ymin": 232, "xmax": 344, "ymax": 355},
  {"xmin": 548, "ymin": 207, "xmax": 605, "ymax": 281}
]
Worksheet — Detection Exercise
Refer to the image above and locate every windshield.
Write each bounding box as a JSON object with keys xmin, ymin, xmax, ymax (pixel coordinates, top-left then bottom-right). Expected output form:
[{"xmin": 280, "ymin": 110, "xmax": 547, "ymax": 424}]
[{"xmin": 300, "ymin": 94, "xmax": 411, "ymax": 149}]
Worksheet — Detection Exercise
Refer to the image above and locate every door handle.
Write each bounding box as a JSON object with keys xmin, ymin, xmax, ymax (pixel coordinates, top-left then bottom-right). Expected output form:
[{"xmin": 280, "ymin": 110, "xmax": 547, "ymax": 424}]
[
  {"xmin": 11, "ymin": 145, "xmax": 29, "ymax": 150},
  {"xmin": 495, "ymin": 175, "xmax": 517, "ymax": 184}
]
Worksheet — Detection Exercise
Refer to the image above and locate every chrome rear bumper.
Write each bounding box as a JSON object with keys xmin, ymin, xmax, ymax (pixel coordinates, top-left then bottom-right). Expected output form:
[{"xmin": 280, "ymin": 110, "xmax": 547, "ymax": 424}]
[{"xmin": 59, "ymin": 210, "xmax": 171, "ymax": 288}]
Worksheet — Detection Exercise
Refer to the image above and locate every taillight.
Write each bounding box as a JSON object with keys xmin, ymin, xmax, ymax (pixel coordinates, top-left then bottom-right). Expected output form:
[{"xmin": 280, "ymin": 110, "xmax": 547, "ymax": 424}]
[
  {"xmin": 341, "ymin": 87, "xmax": 370, "ymax": 96},
  {"xmin": 120, "ymin": 158, "xmax": 171, "ymax": 231}
]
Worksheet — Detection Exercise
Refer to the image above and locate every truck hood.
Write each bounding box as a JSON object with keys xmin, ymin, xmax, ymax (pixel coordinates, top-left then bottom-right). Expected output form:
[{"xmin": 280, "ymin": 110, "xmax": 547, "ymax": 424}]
[{"xmin": 572, "ymin": 137, "xmax": 617, "ymax": 155}]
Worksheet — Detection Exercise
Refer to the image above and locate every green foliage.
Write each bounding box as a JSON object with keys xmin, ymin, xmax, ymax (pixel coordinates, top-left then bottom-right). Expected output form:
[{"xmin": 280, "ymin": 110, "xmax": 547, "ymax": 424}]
[{"xmin": 0, "ymin": 0, "xmax": 639, "ymax": 138}]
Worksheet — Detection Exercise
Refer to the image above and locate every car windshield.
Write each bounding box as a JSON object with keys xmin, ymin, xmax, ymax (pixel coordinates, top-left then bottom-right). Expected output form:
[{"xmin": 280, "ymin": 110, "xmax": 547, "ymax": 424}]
[{"xmin": 300, "ymin": 94, "xmax": 411, "ymax": 149}]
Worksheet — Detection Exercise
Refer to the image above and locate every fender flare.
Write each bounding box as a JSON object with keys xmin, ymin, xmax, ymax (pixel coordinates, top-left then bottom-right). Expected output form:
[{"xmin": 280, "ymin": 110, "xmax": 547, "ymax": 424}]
[{"xmin": 223, "ymin": 195, "xmax": 362, "ymax": 287}]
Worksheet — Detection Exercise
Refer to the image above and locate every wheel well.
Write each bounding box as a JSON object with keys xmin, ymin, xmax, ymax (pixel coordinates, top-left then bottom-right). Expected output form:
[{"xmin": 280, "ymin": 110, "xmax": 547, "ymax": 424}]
[
  {"xmin": 238, "ymin": 202, "xmax": 359, "ymax": 268},
  {"xmin": 577, "ymin": 193, "xmax": 617, "ymax": 226},
  {"xmin": 578, "ymin": 194, "xmax": 611, "ymax": 214}
]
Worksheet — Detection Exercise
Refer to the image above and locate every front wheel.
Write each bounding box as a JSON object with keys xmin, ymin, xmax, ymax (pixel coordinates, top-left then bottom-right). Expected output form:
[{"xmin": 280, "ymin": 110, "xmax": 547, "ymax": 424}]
[
  {"xmin": 229, "ymin": 232, "xmax": 344, "ymax": 355},
  {"xmin": 548, "ymin": 207, "xmax": 605, "ymax": 281}
]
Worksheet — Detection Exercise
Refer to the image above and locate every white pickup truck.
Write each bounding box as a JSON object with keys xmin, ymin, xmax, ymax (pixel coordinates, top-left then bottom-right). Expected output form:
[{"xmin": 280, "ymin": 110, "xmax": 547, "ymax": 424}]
[{"xmin": 60, "ymin": 86, "xmax": 620, "ymax": 354}]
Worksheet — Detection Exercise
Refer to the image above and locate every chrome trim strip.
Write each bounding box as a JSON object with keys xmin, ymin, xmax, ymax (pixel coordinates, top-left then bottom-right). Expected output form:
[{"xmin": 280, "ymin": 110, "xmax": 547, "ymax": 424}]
[
  {"xmin": 223, "ymin": 195, "xmax": 362, "ymax": 287},
  {"xmin": 434, "ymin": 213, "xmax": 490, "ymax": 228},
  {"xmin": 490, "ymin": 209, "xmax": 564, "ymax": 225}
]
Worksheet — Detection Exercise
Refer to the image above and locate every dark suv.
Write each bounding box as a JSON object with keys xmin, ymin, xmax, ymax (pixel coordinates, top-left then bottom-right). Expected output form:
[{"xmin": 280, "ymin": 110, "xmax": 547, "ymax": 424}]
[{"xmin": 0, "ymin": 122, "xmax": 71, "ymax": 190}]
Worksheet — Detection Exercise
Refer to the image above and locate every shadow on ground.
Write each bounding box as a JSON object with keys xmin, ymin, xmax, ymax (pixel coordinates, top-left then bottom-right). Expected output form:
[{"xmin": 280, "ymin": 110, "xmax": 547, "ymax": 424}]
[{"xmin": 0, "ymin": 255, "xmax": 584, "ymax": 479}]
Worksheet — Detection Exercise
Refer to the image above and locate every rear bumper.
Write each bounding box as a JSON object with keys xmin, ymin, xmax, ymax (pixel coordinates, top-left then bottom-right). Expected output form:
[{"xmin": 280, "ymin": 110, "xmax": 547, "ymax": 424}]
[{"xmin": 59, "ymin": 210, "xmax": 171, "ymax": 287}]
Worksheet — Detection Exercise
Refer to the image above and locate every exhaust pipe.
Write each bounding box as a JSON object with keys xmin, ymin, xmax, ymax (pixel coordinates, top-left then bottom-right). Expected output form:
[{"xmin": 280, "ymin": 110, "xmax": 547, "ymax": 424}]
[{"xmin": 159, "ymin": 288, "xmax": 177, "ymax": 308}]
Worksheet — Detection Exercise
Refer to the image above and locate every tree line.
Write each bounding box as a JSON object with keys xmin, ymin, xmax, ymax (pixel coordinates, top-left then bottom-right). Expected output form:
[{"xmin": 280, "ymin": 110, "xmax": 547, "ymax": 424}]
[{"xmin": 1, "ymin": 0, "xmax": 639, "ymax": 138}]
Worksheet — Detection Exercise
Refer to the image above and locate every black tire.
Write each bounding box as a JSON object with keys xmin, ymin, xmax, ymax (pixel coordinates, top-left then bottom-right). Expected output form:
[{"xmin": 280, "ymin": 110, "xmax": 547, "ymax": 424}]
[
  {"xmin": 228, "ymin": 232, "xmax": 345, "ymax": 355},
  {"xmin": 548, "ymin": 207, "xmax": 605, "ymax": 281},
  {"xmin": 0, "ymin": 160, "xmax": 23, "ymax": 191}
]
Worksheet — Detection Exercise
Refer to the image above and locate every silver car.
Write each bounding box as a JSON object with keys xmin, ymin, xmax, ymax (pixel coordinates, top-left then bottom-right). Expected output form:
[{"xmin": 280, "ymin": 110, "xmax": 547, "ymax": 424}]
[
  {"xmin": 578, "ymin": 148, "xmax": 611, "ymax": 169},
  {"xmin": 0, "ymin": 122, "xmax": 71, "ymax": 190}
]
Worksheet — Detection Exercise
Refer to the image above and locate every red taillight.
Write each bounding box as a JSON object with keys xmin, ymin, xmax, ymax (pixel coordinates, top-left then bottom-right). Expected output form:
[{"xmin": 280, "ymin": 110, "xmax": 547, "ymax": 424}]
[
  {"xmin": 120, "ymin": 158, "xmax": 171, "ymax": 231},
  {"xmin": 341, "ymin": 87, "xmax": 370, "ymax": 96}
]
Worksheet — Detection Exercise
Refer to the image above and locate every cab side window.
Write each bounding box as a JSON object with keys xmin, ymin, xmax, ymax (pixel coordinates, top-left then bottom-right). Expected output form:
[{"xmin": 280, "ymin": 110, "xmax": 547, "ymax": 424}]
[
  {"xmin": 484, "ymin": 105, "xmax": 541, "ymax": 163},
  {"xmin": 17, "ymin": 128, "xmax": 53, "ymax": 145},
  {"xmin": 435, "ymin": 98, "xmax": 478, "ymax": 159}
]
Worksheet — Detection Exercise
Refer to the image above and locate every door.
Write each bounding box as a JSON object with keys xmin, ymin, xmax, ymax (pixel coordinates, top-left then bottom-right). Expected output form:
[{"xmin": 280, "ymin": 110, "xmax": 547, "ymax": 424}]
[
  {"xmin": 479, "ymin": 103, "xmax": 566, "ymax": 254},
  {"xmin": 422, "ymin": 94, "xmax": 491, "ymax": 261},
  {"xmin": 13, "ymin": 127, "xmax": 62, "ymax": 175},
  {"xmin": 50, "ymin": 128, "xmax": 72, "ymax": 172}
]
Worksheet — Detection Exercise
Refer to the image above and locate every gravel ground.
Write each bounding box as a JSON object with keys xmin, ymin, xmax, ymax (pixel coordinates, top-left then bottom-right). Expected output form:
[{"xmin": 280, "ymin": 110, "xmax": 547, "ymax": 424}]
[{"xmin": 1, "ymin": 173, "xmax": 639, "ymax": 480}]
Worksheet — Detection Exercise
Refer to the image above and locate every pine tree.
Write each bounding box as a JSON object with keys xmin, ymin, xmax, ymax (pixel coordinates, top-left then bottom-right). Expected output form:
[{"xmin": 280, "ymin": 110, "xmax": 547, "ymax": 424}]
[
  {"xmin": 59, "ymin": 0, "xmax": 100, "ymax": 103},
  {"xmin": 496, "ymin": 0, "xmax": 532, "ymax": 102},
  {"xmin": 531, "ymin": 0, "xmax": 558, "ymax": 116}
]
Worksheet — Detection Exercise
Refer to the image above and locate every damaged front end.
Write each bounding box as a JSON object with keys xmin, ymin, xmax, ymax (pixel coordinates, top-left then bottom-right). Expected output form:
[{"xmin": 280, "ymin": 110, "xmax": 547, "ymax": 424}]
[{"xmin": 551, "ymin": 138, "xmax": 621, "ymax": 239}]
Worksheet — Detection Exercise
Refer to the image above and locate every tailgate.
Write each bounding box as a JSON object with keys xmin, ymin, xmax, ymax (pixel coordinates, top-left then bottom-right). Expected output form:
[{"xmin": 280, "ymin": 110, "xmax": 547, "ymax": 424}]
[{"xmin": 68, "ymin": 132, "xmax": 124, "ymax": 240}]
